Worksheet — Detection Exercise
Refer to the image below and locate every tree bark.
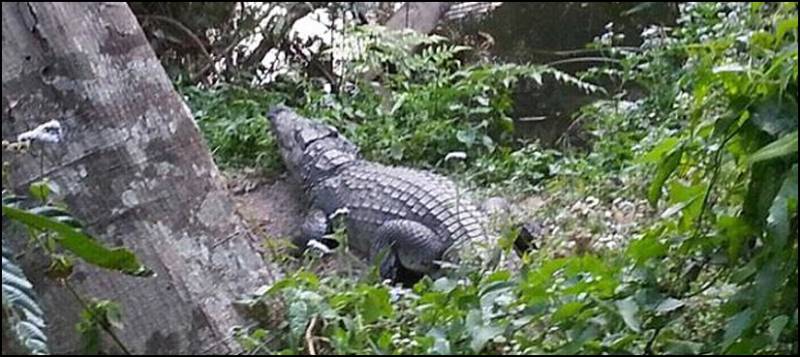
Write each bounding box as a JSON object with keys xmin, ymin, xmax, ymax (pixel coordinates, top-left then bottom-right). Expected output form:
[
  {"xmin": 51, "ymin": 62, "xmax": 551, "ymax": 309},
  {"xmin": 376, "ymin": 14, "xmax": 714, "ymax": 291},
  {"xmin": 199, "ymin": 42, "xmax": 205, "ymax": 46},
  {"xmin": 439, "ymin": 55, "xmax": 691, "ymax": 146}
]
[
  {"xmin": 383, "ymin": 2, "xmax": 452, "ymax": 34},
  {"xmin": 2, "ymin": 2, "xmax": 277, "ymax": 354}
]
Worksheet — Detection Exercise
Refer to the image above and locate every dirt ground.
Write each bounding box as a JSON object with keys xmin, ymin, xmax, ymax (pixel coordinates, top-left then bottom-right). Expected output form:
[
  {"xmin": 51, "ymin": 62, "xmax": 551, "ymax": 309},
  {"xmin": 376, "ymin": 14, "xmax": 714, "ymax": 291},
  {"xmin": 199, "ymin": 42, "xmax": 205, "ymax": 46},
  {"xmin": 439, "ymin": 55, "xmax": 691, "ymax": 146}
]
[{"xmin": 225, "ymin": 169, "xmax": 306, "ymax": 244}]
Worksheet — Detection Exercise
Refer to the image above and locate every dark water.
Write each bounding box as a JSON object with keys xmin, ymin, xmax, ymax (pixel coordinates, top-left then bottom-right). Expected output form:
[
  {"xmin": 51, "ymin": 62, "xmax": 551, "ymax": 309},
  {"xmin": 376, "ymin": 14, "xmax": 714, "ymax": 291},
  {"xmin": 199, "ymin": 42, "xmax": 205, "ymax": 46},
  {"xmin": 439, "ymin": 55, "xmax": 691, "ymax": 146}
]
[{"xmin": 442, "ymin": 2, "xmax": 678, "ymax": 145}]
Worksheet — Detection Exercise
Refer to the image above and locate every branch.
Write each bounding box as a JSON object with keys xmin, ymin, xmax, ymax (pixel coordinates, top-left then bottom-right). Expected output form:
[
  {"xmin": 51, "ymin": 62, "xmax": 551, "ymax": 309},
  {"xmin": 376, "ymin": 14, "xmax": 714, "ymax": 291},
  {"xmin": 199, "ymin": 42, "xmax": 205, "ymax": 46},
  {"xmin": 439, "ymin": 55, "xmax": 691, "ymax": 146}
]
[
  {"xmin": 546, "ymin": 57, "xmax": 622, "ymax": 67},
  {"xmin": 139, "ymin": 15, "xmax": 211, "ymax": 60},
  {"xmin": 288, "ymin": 42, "xmax": 338, "ymax": 91},
  {"xmin": 240, "ymin": 4, "xmax": 316, "ymax": 71}
]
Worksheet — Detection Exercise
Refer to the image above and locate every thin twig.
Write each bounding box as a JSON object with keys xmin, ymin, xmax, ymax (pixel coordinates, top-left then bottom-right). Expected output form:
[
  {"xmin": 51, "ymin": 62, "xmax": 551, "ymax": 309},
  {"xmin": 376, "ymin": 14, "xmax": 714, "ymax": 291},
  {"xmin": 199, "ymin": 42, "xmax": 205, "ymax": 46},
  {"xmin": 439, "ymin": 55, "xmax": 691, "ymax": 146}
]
[
  {"xmin": 305, "ymin": 315, "xmax": 318, "ymax": 355},
  {"xmin": 530, "ymin": 47, "xmax": 642, "ymax": 56},
  {"xmin": 694, "ymin": 122, "xmax": 746, "ymax": 236},
  {"xmin": 140, "ymin": 15, "xmax": 211, "ymax": 59},
  {"xmin": 546, "ymin": 57, "xmax": 622, "ymax": 67},
  {"xmin": 191, "ymin": 4, "xmax": 276, "ymax": 83},
  {"xmin": 288, "ymin": 42, "xmax": 339, "ymax": 91},
  {"xmin": 212, "ymin": 229, "xmax": 241, "ymax": 249},
  {"xmin": 64, "ymin": 281, "xmax": 132, "ymax": 355}
]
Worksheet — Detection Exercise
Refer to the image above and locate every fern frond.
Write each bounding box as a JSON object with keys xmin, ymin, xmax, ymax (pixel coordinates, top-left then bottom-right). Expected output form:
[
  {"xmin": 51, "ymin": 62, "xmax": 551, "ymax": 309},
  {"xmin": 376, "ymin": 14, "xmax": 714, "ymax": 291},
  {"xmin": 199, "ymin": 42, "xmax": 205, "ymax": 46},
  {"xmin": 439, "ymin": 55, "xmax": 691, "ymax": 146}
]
[
  {"xmin": 2, "ymin": 245, "xmax": 50, "ymax": 355},
  {"xmin": 544, "ymin": 67, "xmax": 607, "ymax": 95}
]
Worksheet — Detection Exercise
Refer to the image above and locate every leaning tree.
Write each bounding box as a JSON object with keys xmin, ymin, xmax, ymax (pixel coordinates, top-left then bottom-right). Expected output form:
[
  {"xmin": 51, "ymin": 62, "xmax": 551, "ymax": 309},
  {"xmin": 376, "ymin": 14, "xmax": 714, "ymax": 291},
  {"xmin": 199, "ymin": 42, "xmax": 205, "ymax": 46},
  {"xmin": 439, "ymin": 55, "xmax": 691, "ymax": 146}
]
[{"xmin": 2, "ymin": 2, "xmax": 277, "ymax": 354}]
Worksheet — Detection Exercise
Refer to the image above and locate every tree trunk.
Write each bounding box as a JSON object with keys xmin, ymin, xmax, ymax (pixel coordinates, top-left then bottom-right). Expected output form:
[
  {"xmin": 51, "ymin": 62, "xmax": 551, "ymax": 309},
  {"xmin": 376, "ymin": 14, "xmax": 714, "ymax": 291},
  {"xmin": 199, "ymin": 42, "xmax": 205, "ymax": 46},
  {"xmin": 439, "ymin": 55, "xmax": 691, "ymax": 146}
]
[
  {"xmin": 2, "ymin": 2, "xmax": 277, "ymax": 354},
  {"xmin": 383, "ymin": 2, "xmax": 452, "ymax": 34}
]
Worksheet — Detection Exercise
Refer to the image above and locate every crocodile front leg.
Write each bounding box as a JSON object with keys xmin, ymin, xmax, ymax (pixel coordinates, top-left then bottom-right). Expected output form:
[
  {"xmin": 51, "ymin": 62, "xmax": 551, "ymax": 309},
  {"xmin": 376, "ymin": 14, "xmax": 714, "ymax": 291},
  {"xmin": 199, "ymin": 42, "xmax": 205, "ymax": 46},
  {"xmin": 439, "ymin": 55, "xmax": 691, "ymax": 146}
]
[
  {"xmin": 291, "ymin": 209, "xmax": 331, "ymax": 254},
  {"xmin": 370, "ymin": 220, "xmax": 447, "ymax": 283}
]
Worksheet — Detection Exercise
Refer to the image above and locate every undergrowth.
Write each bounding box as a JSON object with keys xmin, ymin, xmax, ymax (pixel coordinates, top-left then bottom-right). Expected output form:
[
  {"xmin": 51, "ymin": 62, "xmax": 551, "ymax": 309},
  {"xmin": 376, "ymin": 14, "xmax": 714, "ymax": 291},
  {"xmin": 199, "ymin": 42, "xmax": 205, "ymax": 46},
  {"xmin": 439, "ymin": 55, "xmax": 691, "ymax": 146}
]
[{"xmin": 186, "ymin": 4, "xmax": 797, "ymax": 354}]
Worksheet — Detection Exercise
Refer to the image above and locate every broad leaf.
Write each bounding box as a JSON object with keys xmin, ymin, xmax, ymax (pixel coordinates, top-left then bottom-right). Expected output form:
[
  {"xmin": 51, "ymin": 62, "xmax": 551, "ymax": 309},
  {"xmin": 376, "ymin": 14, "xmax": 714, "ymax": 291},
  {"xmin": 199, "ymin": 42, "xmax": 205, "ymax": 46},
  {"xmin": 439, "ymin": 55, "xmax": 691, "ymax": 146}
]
[
  {"xmin": 615, "ymin": 297, "xmax": 641, "ymax": 333},
  {"xmin": 722, "ymin": 308, "xmax": 754, "ymax": 351},
  {"xmin": 640, "ymin": 137, "xmax": 680, "ymax": 164},
  {"xmin": 749, "ymin": 131, "xmax": 798, "ymax": 163},
  {"xmin": 466, "ymin": 309, "xmax": 505, "ymax": 353},
  {"xmin": 768, "ymin": 315, "xmax": 789, "ymax": 344},
  {"xmin": 627, "ymin": 231, "xmax": 667, "ymax": 265},
  {"xmin": 765, "ymin": 164, "xmax": 798, "ymax": 249},
  {"xmin": 427, "ymin": 328, "xmax": 451, "ymax": 355},
  {"xmin": 655, "ymin": 298, "xmax": 685, "ymax": 314},
  {"xmin": 359, "ymin": 286, "xmax": 393, "ymax": 323},
  {"xmin": 648, "ymin": 147, "xmax": 683, "ymax": 207},
  {"xmin": 2, "ymin": 205, "xmax": 153, "ymax": 277}
]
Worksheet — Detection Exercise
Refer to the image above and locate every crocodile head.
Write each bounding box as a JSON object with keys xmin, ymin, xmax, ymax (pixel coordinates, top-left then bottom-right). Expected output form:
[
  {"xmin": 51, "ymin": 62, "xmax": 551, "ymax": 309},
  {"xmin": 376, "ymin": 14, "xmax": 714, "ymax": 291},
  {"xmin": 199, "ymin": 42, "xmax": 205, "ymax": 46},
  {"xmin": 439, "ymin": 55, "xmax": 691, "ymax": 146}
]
[{"xmin": 268, "ymin": 105, "xmax": 359, "ymax": 184}]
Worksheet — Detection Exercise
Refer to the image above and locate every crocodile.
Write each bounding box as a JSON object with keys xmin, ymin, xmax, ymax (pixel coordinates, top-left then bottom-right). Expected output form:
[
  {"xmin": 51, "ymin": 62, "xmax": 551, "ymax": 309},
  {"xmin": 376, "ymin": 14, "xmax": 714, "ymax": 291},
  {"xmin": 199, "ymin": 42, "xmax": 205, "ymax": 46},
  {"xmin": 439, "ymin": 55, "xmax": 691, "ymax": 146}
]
[{"xmin": 268, "ymin": 106, "xmax": 521, "ymax": 283}]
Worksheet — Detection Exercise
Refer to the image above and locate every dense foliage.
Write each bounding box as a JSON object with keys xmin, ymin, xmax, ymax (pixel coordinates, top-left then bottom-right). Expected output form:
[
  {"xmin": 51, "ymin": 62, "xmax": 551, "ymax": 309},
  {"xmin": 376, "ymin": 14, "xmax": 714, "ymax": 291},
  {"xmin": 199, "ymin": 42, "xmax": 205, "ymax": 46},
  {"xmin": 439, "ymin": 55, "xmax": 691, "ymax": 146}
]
[
  {"xmin": 182, "ymin": 3, "xmax": 798, "ymax": 355},
  {"xmin": 182, "ymin": 26, "xmax": 600, "ymax": 194}
]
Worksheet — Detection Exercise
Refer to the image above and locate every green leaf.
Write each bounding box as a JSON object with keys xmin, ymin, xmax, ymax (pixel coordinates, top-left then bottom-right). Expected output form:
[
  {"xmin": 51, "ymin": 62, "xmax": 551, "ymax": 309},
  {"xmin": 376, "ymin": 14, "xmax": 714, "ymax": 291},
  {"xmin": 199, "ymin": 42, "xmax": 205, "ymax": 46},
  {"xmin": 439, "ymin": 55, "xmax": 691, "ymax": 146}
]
[
  {"xmin": 766, "ymin": 164, "xmax": 798, "ymax": 249},
  {"xmin": 104, "ymin": 302, "xmax": 124, "ymax": 331},
  {"xmin": 456, "ymin": 129, "xmax": 477, "ymax": 146},
  {"xmin": 753, "ymin": 260, "xmax": 780, "ymax": 314},
  {"xmin": 427, "ymin": 328, "xmax": 451, "ymax": 355},
  {"xmin": 640, "ymin": 137, "xmax": 680, "ymax": 163},
  {"xmin": 768, "ymin": 315, "xmax": 789, "ymax": 344},
  {"xmin": 615, "ymin": 297, "xmax": 641, "ymax": 333},
  {"xmin": 731, "ymin": 260, "xmax": 758, "ymax": 284},
  {"xmin": 716, "ymin": 215, "xmax": 755, "ymax": 263},
  {"xmin": 78, "ymin": 319, "xmax": 100, "ymax": 355},
  {"xmin": 722, "ymin": 308, "xmax": 754, "ymax": 351},
  {"xmin": 287, "ymin": 300, "xmax": 310, "ymax": 339},
  {"xmin": 664, "ymin": 339, "xmax": 703, "ymax": 355},
  {"xmin": 659, "ymin": 198, "xmax": 698, "ymax": 219},
  {"xmin": 655, "ymin": 298, "xmax": 685, "ymax": 314},
  {"xmin": 390, "ymin": 94, "xmax": 406, "ymax": 115},
  {"xmin": 2, "ymin": 205, "xmax": 153, "ymax": 277},
  {"xmin": 466, "ymin": 309, "xmax": 504, "ymax": 353},
  {"xmin": 648, "ymin": 146, "xmax": 683, "ymax": 207},
  {"xmin": 775, "ymin": 17, "xmax": 798, "ymax": 42},
  {"xmin": 751, "ymin": 100, "xmax": 798, "ymax": 137},
  {"xmin": 627, "ymin": 231, "xmax": 667, "ymax": 265},
  {"xmin": 432, "ymin": 277, "xmax": 457, "ymax": 294},
  {"xmin": 668, "ymin": 181, "xmax": 707, "ymax": 231},
  {"xmin": 743, "ymin": 162, "xmax": 785, "ymax": 228},
  {"xmin": 552, "ymin": 301, "xmax": 586, "ymax": 323},
  {"xmin": 749, "ymin": 131, "xmax": 798, "ymax": 163},
  {"xmin": 359, "ymin": 286, "xmax": 393, "ymax": 323},
  {"xmin": 29, "ymin": 180, "xmax": 52, "ymax": 203}
]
